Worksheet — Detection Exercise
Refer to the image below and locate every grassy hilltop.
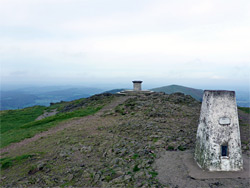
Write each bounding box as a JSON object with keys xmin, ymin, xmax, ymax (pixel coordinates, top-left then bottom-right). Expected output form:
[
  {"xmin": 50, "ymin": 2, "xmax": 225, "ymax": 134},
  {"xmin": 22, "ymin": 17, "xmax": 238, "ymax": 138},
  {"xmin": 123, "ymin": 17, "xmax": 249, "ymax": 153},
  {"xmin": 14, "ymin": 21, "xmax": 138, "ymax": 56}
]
[{"xmin": 0, "ymin": 92, "xmax": 249, "ymax": 187}]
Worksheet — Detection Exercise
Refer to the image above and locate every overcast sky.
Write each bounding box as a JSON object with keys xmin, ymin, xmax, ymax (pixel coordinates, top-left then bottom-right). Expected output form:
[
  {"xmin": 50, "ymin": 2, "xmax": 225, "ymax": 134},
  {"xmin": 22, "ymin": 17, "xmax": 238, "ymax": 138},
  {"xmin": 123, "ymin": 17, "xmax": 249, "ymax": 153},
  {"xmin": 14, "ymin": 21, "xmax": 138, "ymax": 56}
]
[{"xmin": 1, "ymin": 0, "xmax": 250, "ymax": 90}]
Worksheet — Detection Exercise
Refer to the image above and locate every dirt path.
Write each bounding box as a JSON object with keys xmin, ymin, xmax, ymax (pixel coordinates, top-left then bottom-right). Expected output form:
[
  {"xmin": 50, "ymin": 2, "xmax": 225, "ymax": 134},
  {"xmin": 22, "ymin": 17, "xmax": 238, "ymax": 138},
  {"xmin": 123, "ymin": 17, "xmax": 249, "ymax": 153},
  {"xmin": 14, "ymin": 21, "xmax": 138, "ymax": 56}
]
[
  {"xmin": 155, "ymin": 150, "xmax": 250, "ymax": 188},
  {"xmin": 0, "ymin": 96, "xmax": 132, "ymax": 155}
]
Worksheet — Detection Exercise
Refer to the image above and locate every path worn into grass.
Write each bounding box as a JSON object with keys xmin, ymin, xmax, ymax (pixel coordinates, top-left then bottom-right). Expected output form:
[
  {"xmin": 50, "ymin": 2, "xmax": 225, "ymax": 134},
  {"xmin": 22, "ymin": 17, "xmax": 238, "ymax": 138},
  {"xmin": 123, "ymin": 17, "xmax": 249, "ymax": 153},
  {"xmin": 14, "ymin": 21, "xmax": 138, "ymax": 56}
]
[{"xmin": 0, "ymin": 96, "xmax": 132, "ymax": 155}]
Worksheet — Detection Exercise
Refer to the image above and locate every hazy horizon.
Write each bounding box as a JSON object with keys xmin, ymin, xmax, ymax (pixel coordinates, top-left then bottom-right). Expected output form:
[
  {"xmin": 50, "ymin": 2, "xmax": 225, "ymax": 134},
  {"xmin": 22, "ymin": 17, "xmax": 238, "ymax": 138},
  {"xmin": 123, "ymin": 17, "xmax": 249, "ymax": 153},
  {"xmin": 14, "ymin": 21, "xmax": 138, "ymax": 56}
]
[
  {"xmin": 1, "ymin": 82, "xmax": 249, "ymax": 93},
  {"xmin": 1, "ymin": 0, "xmax": 250, "ymax": 92}
]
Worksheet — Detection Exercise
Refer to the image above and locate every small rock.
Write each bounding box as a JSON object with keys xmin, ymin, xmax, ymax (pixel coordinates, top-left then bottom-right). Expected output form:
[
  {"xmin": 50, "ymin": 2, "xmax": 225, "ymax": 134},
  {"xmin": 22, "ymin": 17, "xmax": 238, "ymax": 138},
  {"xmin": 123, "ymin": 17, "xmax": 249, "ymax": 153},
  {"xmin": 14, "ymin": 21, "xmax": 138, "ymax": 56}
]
[
  {"xmin": 124, "ymin": 175, "xmax": 131, "ymax": 181},
  {"xmin": 37, "ymin": 161, "xmax": 46, "ymax": 170},
  {"xmin": 134, "ymin": 171, "xmax": 144, "ymax": 179},
  {"xmin": 154, "ymin": 140, "xmax": 164, "ymax": 146}
]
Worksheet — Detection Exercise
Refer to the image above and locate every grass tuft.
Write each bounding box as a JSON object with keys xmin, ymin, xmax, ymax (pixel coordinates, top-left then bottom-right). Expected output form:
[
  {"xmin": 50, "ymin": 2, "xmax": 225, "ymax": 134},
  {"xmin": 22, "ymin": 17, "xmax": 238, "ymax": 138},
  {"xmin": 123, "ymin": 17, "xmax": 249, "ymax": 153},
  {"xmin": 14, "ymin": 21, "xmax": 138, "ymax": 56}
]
[
  {"xmin": 0, "ymin": 154, "xmax": 35, "ymax": 170},
  {"xmin": 133, "ymin": 164, "xmax": 140, "ymax": 172},
  {"xmin": 149, "ymin": 171, "xmax": 158, "ymax": 178},
  {"xmin": 238, "ymin": 107, "xmax": 250, "ymax": 114}
]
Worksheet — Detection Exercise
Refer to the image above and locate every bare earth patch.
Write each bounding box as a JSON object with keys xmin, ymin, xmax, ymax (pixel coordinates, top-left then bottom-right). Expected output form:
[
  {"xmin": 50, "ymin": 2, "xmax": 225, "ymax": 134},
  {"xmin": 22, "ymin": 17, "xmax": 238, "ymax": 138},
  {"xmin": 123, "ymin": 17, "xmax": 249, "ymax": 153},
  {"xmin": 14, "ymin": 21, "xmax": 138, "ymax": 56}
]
[
  {"xmin": 155, "ymin": 150, "xmax": 250, "ymax": 188},
  {"xmin": 35, "ymin": 109, "xmax": 58, "ymax": 120}
]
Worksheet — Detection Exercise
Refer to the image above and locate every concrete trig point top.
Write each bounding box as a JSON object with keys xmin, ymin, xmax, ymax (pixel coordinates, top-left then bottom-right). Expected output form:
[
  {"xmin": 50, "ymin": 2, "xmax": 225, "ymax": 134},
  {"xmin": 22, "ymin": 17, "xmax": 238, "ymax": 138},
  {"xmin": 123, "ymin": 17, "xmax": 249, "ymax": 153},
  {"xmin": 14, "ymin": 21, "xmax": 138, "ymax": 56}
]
[
  {"xmin": 132, "ymin": 80, "xmax": 142, "ymax": 91},
  {"xmin": 117, "ymin": 80, "xmax": 153, "ymax": 95},
  {"xmin": 194, "ymin": 90, "xmax": 243, "ymax": 171}
]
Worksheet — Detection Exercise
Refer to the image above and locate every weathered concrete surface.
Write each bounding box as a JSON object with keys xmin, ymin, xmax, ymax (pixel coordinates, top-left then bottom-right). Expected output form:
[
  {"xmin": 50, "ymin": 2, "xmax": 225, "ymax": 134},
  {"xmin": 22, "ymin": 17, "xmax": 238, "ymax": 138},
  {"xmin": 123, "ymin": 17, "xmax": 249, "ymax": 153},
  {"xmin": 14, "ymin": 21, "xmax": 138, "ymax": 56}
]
[
  {"xmin": 132, "ymin": 80, "xmax": 142, "ymax": 91},
  {"xmin": 155, "ymin": 150, "xmax": 250, "ymax": 188},
  {"xmin": 195, "ymin": 90, "xmax": 243, "ymax": 171},
  {"xmin": 118, "ymin": 80, "xmax": 155, "ymax": 95}
]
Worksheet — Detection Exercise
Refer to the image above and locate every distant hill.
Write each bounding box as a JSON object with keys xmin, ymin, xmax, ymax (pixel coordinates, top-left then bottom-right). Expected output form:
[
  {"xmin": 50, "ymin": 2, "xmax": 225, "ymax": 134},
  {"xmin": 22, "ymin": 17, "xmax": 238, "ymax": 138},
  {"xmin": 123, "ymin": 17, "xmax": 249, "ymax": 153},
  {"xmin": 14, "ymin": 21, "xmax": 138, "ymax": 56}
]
[
  {"xmin": 0, "ymin": 87, "xmax": 104, "ymax": 110},
  {"xmin": 151, "ymin": 85, "xmax": 203, "ymax": 101},
  {"xmin": 236, "ymin": 90, "xmax": 250, "ymax": 107},
  {"xmin": 1, "ymin": 85, "xmax": 248, "ymax": 110},
  {"xmin": 0, "ymin": 91, "xmax": 39, "ymax": 110}
]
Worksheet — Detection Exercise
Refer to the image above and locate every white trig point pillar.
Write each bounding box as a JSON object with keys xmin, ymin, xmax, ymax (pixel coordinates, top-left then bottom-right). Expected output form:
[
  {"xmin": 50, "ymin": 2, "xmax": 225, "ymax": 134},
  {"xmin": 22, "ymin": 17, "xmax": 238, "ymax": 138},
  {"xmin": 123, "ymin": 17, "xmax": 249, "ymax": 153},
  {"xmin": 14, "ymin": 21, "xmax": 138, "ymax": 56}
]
[
  {"xmin": 194, "ymin": 90, "xmax": 243, "ymax": 171},
  {"xmin": 132, "ymin": 80, "xmax": 142, "ymax": 91}
]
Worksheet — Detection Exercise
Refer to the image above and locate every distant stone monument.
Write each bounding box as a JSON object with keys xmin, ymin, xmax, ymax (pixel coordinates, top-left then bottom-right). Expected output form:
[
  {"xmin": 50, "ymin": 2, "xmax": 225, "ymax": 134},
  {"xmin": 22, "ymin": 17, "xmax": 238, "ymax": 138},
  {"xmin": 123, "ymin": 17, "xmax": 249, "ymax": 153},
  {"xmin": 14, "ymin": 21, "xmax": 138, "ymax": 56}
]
[
  {"xmin": 194, "ymin": 90, "xmax": 243, "ymax": 171},
  {"xmin": 132, "ymin": 80, "xmax": 142, "ymax": 91},
  {"xmin": 117, "ymin": 80, "xmax": 153, "ymax": 95}
]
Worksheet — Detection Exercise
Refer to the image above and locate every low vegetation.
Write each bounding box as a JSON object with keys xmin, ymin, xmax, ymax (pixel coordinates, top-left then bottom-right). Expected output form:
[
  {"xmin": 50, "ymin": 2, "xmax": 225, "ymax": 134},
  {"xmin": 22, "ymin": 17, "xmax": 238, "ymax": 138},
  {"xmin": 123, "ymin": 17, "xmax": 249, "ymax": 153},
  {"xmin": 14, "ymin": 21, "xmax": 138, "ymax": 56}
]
[
  {"xmin": 0, "ymin": 154, "xmax": 36, "ymax": 170},
  {"xmin": 238, "ymin": 107, "xmax": 250, "ymax": 114},
  {"xmin": 1, "ymin": 106, "xmax": 102, "ymax": 148},
  {"xmin": 0, "ymin": 106, "xmax": 47, "ymax": 134},
  {"xmin": 0, "ymin": 93, "xmax": 201, "ymax": 187},
  {"xmin": 0, "ymin": 94, "xmax": 114, "ymax": 148},
  {"xmin": 0, "ymin": 93, "xmax": 249, "ymax": 187}
]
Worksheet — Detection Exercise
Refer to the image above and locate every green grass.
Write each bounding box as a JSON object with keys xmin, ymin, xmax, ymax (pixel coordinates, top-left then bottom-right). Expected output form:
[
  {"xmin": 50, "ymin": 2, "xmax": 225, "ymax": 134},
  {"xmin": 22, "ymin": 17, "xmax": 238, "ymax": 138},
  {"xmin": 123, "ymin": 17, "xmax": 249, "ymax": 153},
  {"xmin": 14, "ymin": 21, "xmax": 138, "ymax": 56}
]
[
  {"xmin": 133, "ymin": 164, "xmax": 140, "ymax": 172},
  {"xmin": 177, "ymin": 145, "xmax": 186, "ymax": 151},
  {"xmin": 132, "ymin": 154, "xmax": 139, "ymax": 160},
  {"xmin": 238, "ymin": 107, "xmax": 250, "ymax": 114},
  {"xmin": 0, "ymin": 106, "xmax": 47, "ymax": 134},
  {"xmin": 0, "ymin": 154, "xmax": 34, "ymax": 170},
  {"xmin": 167, "ymin": 146, "xmax": 175, "ymax": 150},
  {"xmin": 115, "ymin": 105, "xmax": 126, "ymax": 115},
  {"xmin": 0, "ymin": 106, "xmax": 102, "ymax": 148},
  {"xmin": 149, "ymin": 171, "xmax": 158, "ymax": 178}
]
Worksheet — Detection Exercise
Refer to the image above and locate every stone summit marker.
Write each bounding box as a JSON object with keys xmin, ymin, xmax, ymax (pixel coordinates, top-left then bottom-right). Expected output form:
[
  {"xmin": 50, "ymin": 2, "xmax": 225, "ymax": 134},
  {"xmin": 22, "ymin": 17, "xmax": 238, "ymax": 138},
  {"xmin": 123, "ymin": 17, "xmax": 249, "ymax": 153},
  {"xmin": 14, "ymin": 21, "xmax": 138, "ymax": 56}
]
[
  {"xmin": 194, "ymin": 90, "xmax": 243, "ymax": 171},
  {"xmin": 132, "ymin": 80, "xmax": 142, "ymax": 91},
  {"xmin": 118, "ymin": 80, "xmax": 153, "ymax": 95}
]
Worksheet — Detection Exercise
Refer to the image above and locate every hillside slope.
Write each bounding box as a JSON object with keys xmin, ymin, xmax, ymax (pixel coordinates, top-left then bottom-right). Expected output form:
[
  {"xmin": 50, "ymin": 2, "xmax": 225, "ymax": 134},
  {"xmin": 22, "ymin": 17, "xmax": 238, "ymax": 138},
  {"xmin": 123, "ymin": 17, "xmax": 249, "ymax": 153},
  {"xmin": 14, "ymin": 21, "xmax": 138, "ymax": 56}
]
[
  {"xmin": 0, "ymin": 94, "xmax": 114, "ymax": 148},
  {"xmin": 151, "ymin": 85, "xmax": 203, "ymax": 101},
  {"xmin": 0, "ymin": 93, "xmax": 249, "ymax": 187}
]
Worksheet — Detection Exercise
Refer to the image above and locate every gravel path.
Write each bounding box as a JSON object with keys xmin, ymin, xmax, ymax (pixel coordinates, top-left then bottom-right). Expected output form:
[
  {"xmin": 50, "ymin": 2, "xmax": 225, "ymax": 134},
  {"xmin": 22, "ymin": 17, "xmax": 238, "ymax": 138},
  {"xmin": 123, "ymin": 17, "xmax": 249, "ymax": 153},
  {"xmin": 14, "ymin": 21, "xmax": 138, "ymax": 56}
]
[{"xmin": 0, "ymin": 96, "xmax": 132, "ymax": 155}]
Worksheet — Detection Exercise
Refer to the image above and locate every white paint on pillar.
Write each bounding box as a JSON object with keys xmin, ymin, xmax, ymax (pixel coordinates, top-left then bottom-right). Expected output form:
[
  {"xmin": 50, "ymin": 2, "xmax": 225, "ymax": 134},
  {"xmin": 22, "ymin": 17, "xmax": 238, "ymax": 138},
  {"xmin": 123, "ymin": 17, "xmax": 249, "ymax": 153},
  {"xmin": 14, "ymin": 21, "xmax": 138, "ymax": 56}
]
[{"xmin": 194, "ymin": 90, "xmax": 243, "ymax": 171}]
